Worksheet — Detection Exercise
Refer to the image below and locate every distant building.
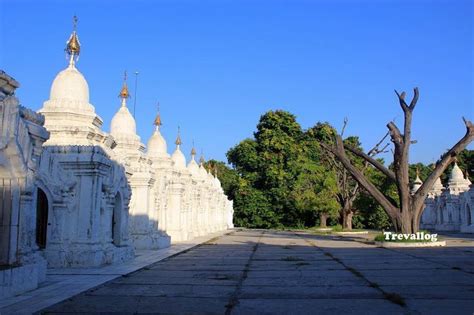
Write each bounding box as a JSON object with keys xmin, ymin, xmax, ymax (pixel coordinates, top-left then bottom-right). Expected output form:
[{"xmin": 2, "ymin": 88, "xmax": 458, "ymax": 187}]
[{"xmin": 420, "ymin": 162, "xmax": 473, "ymax": 233}]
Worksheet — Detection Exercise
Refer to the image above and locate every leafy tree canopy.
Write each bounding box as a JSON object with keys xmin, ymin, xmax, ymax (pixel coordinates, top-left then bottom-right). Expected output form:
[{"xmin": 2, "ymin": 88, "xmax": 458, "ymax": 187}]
[{"xmin": 213, "ymin": 109, "xmax": 473, "ymax": 230}]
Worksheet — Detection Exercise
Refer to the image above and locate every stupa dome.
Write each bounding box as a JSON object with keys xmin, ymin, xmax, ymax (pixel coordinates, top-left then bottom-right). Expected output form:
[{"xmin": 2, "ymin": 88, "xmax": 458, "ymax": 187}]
[
  {"xmin": 147, "ymin": 111, "xmax": 168, "ymax": 157},
  {"xmin": 187, "ymin": 146, "xmax": 200, "ymax": 176},
  {"xmin": 432, "ymin": 176, "xmax": 444, "ymax": 192},
  {"xmin": 171, "ymin": 129, "xmax": 186, "ymax": 169},
  {"xmin": 148, "ymin": 129, "xmax": 168, "ymax": 157},
  {"xmin": 411, "ymin": 169, "xmax": 423, "ymax": 194},
  {"xmin": 188, "ymin": 158, "xmax": 200, "ymax": 176},
  {"xmin": 111, "ymin": 103, "xmax": 136, "ymax": 136},
  {"xmin": 171, "ymin": 147, "xmax": 186, "ymax": 170},
  {"xmin": 449, "ymin": 162, "xmax": 465, "ymax": 185},
  {"xmin": 49, "ymin": 66, "xmax": 89, "ymax": 103}
]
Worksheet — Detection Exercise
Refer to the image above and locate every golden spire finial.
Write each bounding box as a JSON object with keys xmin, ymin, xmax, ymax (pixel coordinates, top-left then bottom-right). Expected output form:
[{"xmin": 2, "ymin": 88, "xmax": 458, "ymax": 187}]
[
  {"xmin": 66, "ymin": 15, "xmax": 81, "ymax": 61},
  {"xmin": 214, "ymin": 164, "xmax": 218, "ymax": 177},
  {"xmin": 153, "ymin": 102, "xmax": 162, "ymax": 127},
  {"xmin": 416, "ymin": 166, "xmax": 420, "ymax": 178},
  {"xmin": 119, "ymin": 71, "xmax": 130, "ymax": 101},
  {"xmin": 191, "ymin": 140, "xmax": 196, "ymax": 156},
  {"xmin": 175, "ymin": 126, "xmax": 182, "ymax": 146}
]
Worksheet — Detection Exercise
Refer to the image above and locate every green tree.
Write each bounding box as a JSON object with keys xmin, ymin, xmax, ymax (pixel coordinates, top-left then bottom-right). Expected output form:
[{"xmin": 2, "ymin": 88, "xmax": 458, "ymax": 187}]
[
  {"xmin": 226, "ymin": 139, "xmax": 261, "ymax": 184},
  {"xmin": 232, "ymin": 179, "xmax": 280, "ymax": 228},
  {"xmin": 227, "ymin": 110, "xmax": 304, "ymax": 228},
  {"xmin": 253, "ymin": 110, "xmax": 303, "ymax": 226},
  {"xmin": 309, "ymin": 122, "xmax": 373, "ymax": 230},
  {"xmin": 291, "ymin": 160, "xmax": 339, "ymax": 228}
]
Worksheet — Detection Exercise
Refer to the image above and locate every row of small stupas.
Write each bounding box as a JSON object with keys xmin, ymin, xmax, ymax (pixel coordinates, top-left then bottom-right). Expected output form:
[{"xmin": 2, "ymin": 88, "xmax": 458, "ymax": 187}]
[
  {"xmin": 416, "ymin": 162, "xmax": 473, "ymax": 233},
  {"xmin": 0, "ymin": 18, "xmax": 233, "ymax": 298}
]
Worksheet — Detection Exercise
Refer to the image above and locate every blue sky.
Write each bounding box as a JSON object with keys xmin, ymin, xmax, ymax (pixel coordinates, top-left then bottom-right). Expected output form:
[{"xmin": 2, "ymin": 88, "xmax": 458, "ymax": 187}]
[{"xmin": 1, "ymin": 0, "xmax": 472, "ymax": 165}]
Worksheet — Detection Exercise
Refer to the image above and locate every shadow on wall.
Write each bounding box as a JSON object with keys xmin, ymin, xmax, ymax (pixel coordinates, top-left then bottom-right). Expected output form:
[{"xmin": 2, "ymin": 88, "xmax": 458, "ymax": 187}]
[
  {"xmin": 127, "ymin": 214, "xmax": 171, "ymax": 250},
  {"xmin": 0, "ymin": 177, "xmax": 25, "ymax": 267}
]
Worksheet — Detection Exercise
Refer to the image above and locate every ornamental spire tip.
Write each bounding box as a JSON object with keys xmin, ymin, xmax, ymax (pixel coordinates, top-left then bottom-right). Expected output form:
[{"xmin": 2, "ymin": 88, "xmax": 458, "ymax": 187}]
[
  {"xmin": 119, "ymin": 70, "xmax": 130, "ymax": 101},
  {"xmin": 66, "ymin": 15, "xmax": 81, "ymax": 65}
]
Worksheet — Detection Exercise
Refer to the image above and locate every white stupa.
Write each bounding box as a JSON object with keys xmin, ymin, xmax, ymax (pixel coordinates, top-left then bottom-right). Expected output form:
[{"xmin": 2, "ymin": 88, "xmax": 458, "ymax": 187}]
[
  {"xmin": 464, "ymin": 170, "xmax": 472, "ymax": 187},
  {"xmin": 447, "ymin": 161, "xmax": 470, "ymax": 193},
  {"xmin": 111, "ymin": 73, "xmax": 138, "ymax": 139},
  {"xmin": 147, "ymin": 111, "xmax": 169, "ymax": 158},
  {"xmin": 198, "ymin": 154, "xmax": 208, "ymax": 180},
  {"xmin": 110, "ymin": 72, "xmax": 144, "ymax": 156},
  {"xmin": 171, "ymin": 128, "xmax": 187, "ymax": 170},
  {"xmin": 207, "ymin": 167, "xmax": 215, "ymax": 184},
  {"xmin": 39, "ymin": 17, "xmax": 110, "ymax": 147},
  {"xmin": 187, "ymin": 145, "xmax": 200, "ymax": 176},
  {"xmin": 215, "ymin": 176, "xmax": 221, "ymax": 188},
  {"xmin": 213, "ymin": 169, "xmax": 222, "ymax": 190},
  {"xmin": 430, "ymin": 174, "xmax": 444, "ymax": 195},
  {"xmin": 411, "ymin": 168, "xmax": 423, "ymax": 194}
]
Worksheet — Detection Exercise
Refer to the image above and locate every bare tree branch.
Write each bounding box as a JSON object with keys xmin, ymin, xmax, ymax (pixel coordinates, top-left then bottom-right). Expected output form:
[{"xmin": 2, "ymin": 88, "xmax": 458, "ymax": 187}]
[
  {"xmin": 343, "ymin": 144, "xmax": 396, "ymax": 182},
  {"xmin": 367, "ymin": 132, "xmax": 390, "ymax": 155},
  {"xmin": 395, "ymin": 90, "xmax": 409, "ymax": 112},
  {"xmin": 387, "ymin": 122, "xmax": 403, "ymax": 146},
  {"xmin": 409, "ymin": 87, "xmax": 419, "ymax": 109},
  {"xmin": 341, "ymin": 117, "xmax": 348, "ymax": 137},
  {"xmin": 329, "ymin": 136, "xmax": 400, "ymax": 218}
]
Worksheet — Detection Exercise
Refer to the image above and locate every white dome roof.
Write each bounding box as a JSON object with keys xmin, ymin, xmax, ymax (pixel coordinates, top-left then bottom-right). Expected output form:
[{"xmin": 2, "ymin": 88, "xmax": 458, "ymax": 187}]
[
  {"xmin": 432, "ymin": 176, "xmax": 444, "ymax": 191},
  {"xmin": 213, "ymin": 175, "xmax": 221, "ymax": 188},
  {"xmin": 171, "ymin": 146, "xmax": 187, "ymax": 170},
  {"xmin": 449, "ymin": 163, "xmax": 465, "ymax": 185},
  {"xmin": 50, "ymin": 65, "xmax": 89, "ymax": 103},
  {"xmin": 187, "ymin": 158, "xmax": 200, "ymax": 176},
  {"xmin": 199, "ymin": 164, "xmax": 208, "ymax": 179},
  {"xmin": 147, "ymin": 128, "xmax": 168, "ymax": 157},
  {"xmin": 411, "ymin": 173, "xmax": 423, "ymax": 193},
  {"xmin": 207, "ymin": 171, "xmax": 214, "ymax": 183},
  {"xmin": 110, "ymin": 102, "xmax": 137, "ymax": 137}
]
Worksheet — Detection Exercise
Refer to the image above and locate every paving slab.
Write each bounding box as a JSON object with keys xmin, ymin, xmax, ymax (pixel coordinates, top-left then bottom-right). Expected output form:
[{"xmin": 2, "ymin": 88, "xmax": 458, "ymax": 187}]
[
  {"xmin": 380, "ymin": 285, "xmax": 474, "ymax": 300},
  {"xmin": 5, "ymin": 228, "xmax": 472, "ymax": 314},
  {"xmin": 239, "ymin": 284, "xmax": 382, "ymax": 299},
  {"xmin": 87, "ymin": 283, "xmax": 236, "ymax": 298},
  {"xmin": 0, "ymin": 230, "xmax": 231, "ymax": 314},
  {"xmin": 232, "ymin": 298, "xmax": 405, "ymax": 315},
  {"xmin": 405, "ymin": 299, "xmax": 474, "ymax": 315}
]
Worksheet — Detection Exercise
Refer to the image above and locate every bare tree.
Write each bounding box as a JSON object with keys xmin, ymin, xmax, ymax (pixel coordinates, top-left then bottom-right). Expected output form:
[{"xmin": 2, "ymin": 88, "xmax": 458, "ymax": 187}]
[
  {"xmin": 325, "ymin": 122, "xmax": 390, "ymax": 230},
  {"xmin": 321, "ymin": 88, "xmax": 474, "ymax": 233}
]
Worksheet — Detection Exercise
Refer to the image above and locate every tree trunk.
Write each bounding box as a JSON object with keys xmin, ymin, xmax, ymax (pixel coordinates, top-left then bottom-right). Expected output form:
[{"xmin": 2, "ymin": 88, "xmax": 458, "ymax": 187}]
[
  {"xmin": 387, "ymin": 201, "xmax": 425, "ymax": 234},
  {"xmin": 320, "ymin": 88, "xmax": 473, "ymax": 235},
  {"xmin": 399, "ymin": 211, "xmax": 415, "ymax": 234},
  {"xmin": 319, "ymin": 213, "xmax": 328, "ymax": 228},
  {"xmin": 342, "ymin": 210, "xmax": 353, "ymax": 230}
]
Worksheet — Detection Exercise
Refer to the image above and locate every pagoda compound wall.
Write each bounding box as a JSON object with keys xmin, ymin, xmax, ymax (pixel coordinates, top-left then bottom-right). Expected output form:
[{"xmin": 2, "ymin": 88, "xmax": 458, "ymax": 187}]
[
  {"xmin": 0, "ymin": 70, "xmax": 234, "ymax": 299},
  {"xmin": 421, "ymin": 185, "xmax": 474, "ymax": 233}
]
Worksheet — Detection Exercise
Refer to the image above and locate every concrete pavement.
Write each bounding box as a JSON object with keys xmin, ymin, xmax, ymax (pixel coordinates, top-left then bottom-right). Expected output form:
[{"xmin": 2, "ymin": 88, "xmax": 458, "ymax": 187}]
[{"xmin": 35, "ymin": 229, "xmax": 474, "ymax": 314}]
